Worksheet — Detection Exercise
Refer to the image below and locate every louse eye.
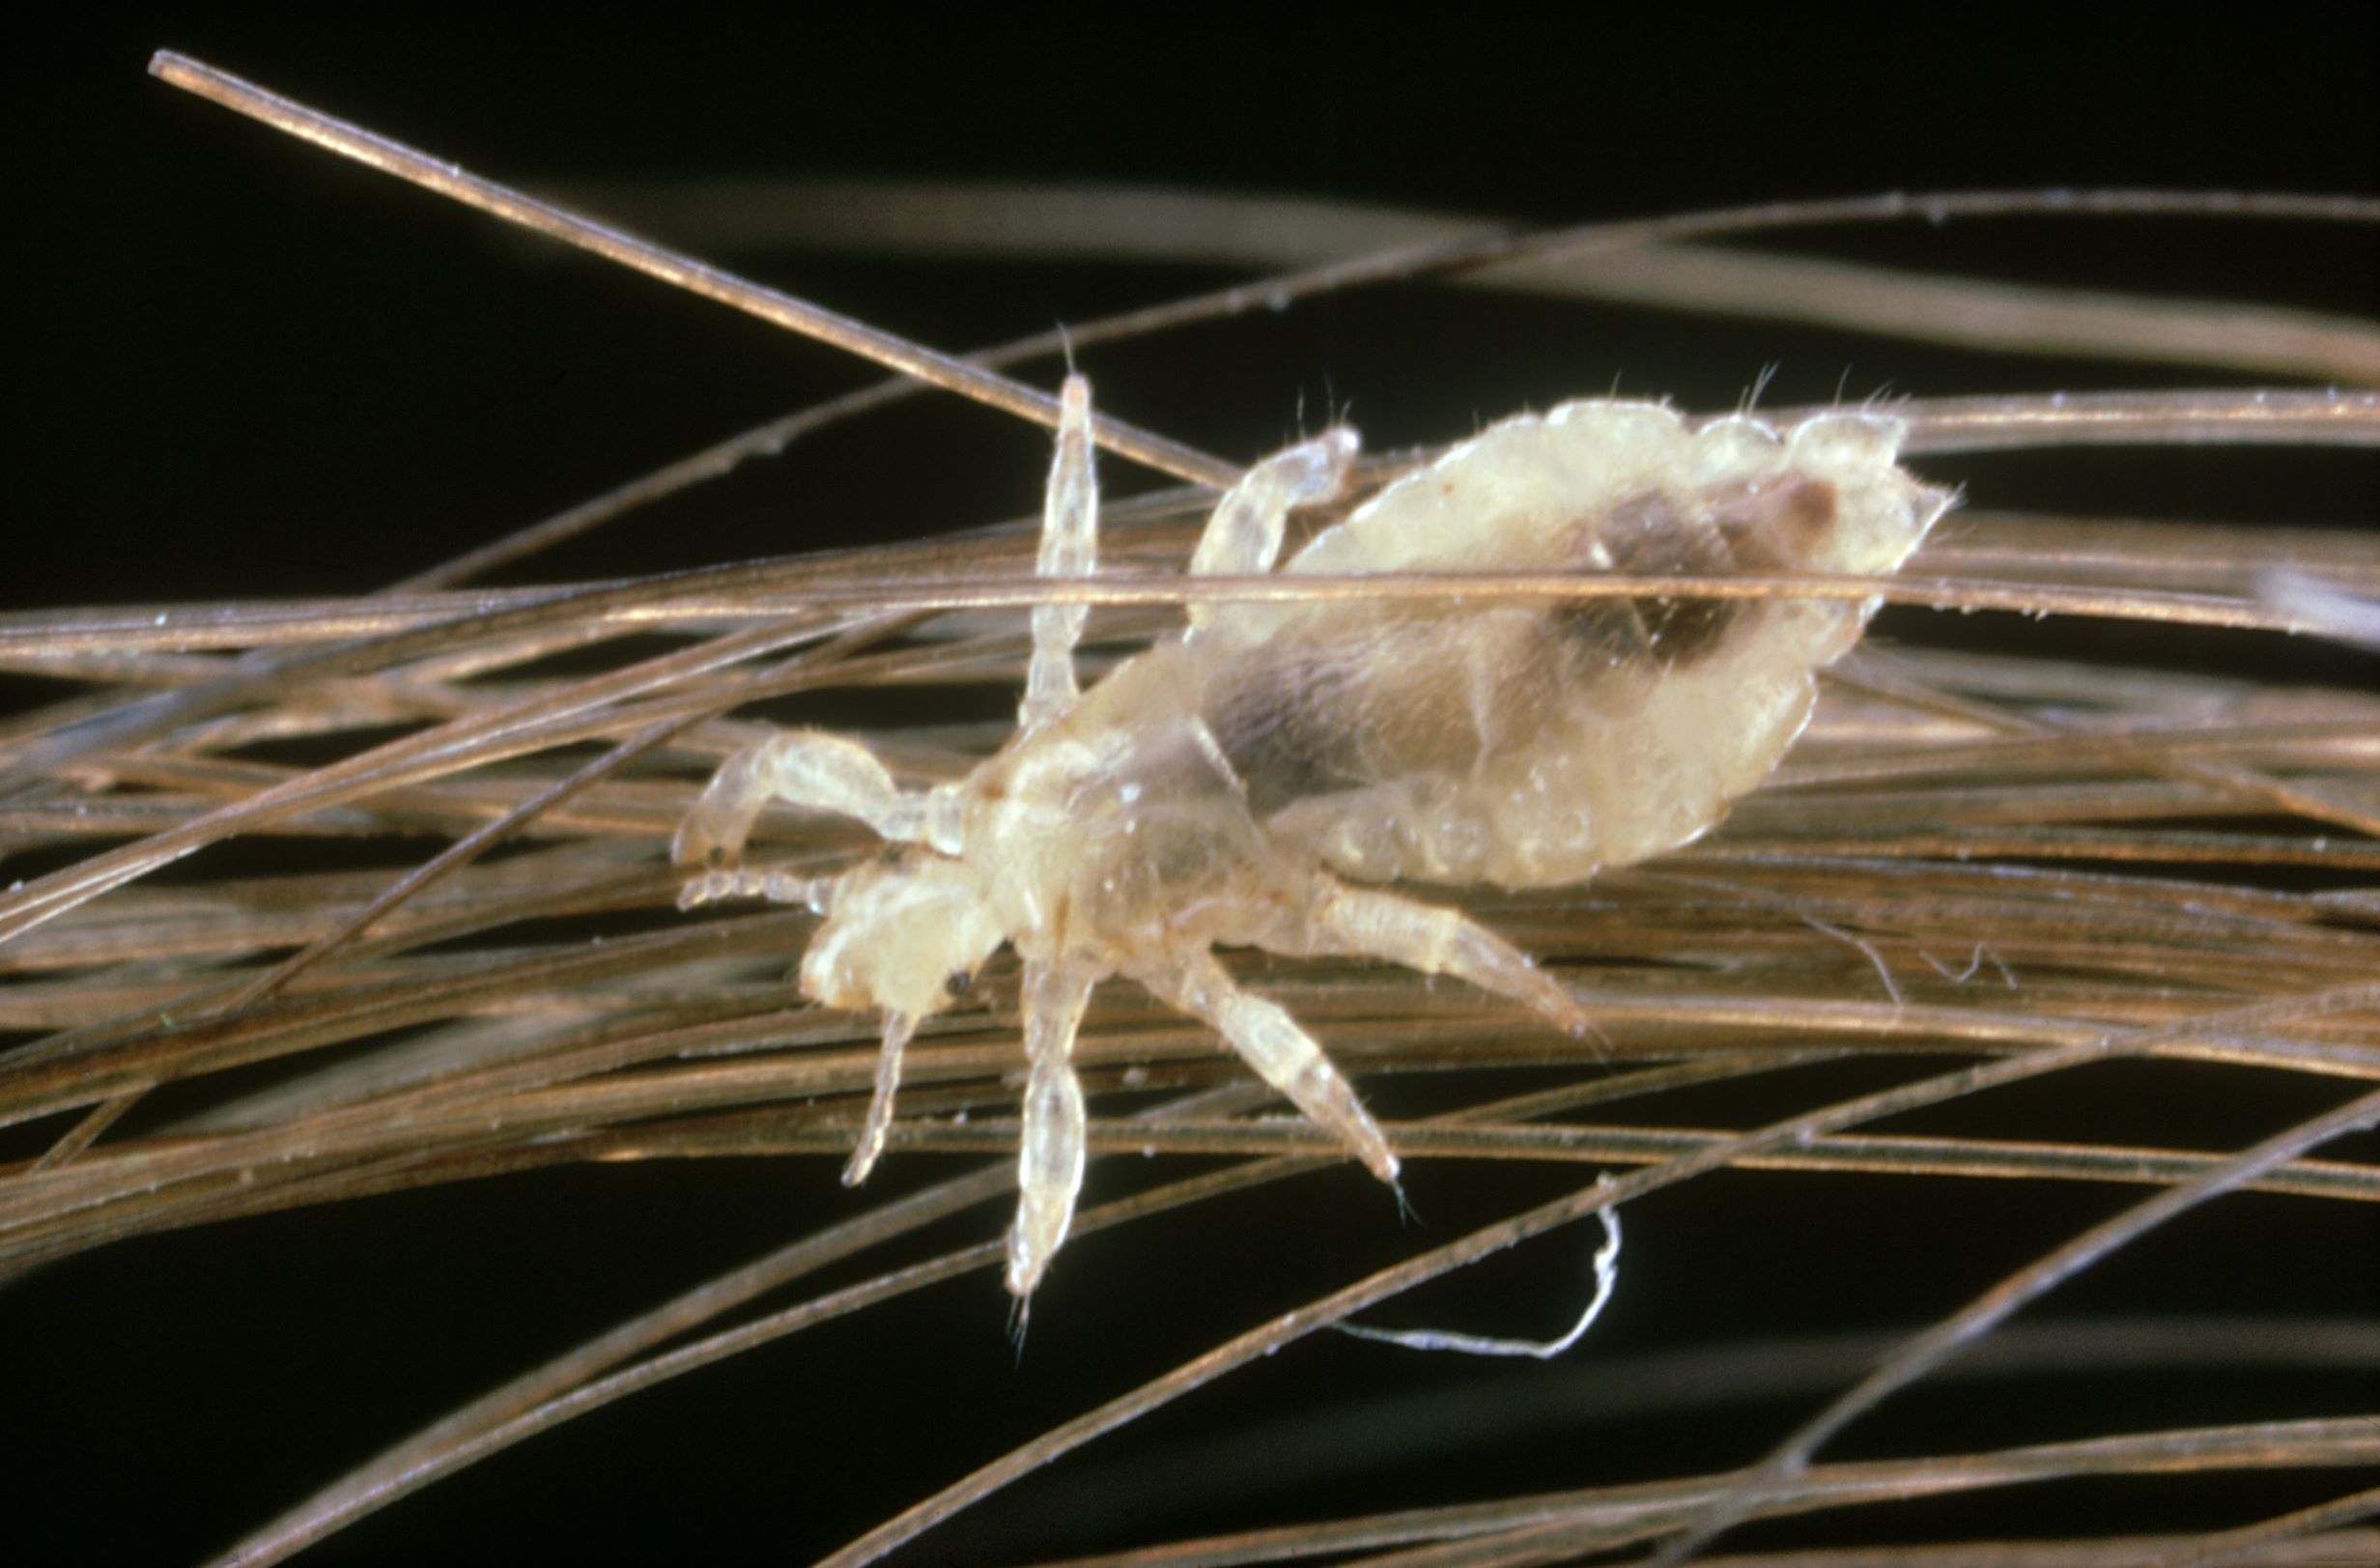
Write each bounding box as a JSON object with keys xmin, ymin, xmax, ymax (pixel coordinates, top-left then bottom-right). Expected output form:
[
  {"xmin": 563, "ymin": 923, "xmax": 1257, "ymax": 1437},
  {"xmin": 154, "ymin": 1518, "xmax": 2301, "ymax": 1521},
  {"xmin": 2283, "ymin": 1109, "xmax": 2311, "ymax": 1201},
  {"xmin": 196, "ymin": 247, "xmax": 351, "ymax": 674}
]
[{"xmin": 944, "ymin": 970, "xmax": 974, "ymax": 997}]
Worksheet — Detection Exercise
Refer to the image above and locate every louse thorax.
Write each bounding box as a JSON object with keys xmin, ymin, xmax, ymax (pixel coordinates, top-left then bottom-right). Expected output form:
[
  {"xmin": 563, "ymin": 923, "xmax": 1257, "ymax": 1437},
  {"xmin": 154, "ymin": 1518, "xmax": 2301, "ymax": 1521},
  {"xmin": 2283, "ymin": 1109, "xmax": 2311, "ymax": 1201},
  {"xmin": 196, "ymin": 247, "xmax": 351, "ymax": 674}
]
[
  {"xmin": 1198, "ymin": 403, "xmax": 1955, "ymax": 890},
  {"xmin": 960, "ymin": 641, "xmax": 1307, "ymax": 964}
]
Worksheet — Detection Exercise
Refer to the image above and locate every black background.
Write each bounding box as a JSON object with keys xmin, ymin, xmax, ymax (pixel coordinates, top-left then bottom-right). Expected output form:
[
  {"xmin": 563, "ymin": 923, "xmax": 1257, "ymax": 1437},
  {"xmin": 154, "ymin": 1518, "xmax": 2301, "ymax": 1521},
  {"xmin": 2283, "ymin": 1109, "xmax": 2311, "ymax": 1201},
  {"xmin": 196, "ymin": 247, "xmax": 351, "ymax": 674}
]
[{"xmin": 8, "ymin": 7, "xmax": 2378, "ymax": 1566}]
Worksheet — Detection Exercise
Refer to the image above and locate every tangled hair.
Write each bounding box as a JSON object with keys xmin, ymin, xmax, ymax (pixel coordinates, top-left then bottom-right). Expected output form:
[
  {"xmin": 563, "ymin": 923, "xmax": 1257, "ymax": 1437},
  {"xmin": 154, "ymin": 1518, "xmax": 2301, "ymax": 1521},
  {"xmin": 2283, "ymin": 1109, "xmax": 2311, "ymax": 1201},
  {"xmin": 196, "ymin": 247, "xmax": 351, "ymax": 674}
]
[{"xmin": 7, "ymin": 18, "xmax": 2376, "ymax": 1566}]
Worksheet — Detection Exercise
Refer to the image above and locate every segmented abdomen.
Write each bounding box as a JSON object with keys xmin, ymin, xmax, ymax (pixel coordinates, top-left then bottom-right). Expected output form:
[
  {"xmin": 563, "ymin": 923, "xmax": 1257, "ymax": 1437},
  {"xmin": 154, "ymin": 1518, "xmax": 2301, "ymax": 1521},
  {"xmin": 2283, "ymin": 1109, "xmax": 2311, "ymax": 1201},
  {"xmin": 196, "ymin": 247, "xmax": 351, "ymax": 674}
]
[{"xmin": 1202, "ymin": 402, "xmax": 1953, "ymax": 888}]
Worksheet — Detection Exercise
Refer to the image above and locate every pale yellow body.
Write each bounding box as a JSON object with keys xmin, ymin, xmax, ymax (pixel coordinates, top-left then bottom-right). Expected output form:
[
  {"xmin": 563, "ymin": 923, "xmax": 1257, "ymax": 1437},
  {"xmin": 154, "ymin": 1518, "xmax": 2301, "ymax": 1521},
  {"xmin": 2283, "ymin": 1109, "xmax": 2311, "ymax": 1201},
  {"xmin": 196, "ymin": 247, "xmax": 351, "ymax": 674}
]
[{"xmin": 678, "ymin": 384, "xmax": 1952, "ymax": 1299}]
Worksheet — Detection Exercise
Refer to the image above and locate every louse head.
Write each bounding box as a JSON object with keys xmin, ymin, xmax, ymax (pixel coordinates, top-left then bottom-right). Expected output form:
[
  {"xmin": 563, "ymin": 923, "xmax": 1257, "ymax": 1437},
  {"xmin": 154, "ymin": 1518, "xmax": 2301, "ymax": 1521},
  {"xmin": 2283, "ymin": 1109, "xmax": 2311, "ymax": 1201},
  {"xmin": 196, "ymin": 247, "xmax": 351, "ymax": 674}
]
[{"xmin": 799, "ymin": 847, "xmax": 1005, "ymax": 1020}]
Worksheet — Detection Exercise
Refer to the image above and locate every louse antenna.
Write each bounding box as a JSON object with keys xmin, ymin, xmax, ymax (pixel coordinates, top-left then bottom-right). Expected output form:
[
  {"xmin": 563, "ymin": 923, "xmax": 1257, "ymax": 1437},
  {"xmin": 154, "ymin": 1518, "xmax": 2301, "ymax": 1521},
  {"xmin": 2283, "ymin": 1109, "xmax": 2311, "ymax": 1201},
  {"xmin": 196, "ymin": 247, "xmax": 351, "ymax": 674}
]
[{"xmin": 146, "ymin": 51, "xmax": 1242, "ymax": 494}]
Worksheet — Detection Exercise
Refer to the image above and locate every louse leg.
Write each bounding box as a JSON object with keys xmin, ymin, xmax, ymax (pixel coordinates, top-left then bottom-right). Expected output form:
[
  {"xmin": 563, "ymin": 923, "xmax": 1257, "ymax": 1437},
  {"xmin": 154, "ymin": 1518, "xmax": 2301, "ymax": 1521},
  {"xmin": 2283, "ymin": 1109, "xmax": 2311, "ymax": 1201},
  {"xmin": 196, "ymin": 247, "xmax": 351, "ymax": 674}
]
[
  {"xmin": 841, "ymin": 1010, "xmax": 920, "ymax": 1186},
  {"xmin": 1135, "ymin": 950, "xmax": 1401, "ymax": 1184},
  {"xmin": 1006, "ymin": 959, "xmax": 1098, "ymax": 1298},
  {"xmin": 1184, "ymin": 425, "xmax": 1360, "ymax": 630},
  {"xmin": 672, "ymin": 728, "xmax": 964, "ymax": 890},
  {"xmin": 1019, "ymin": 374, "xmax": 1097, "ymax": 731},
  {"xmin": 1302, "ymin": 878, "xmax": 1594, "ymax": 1037}
]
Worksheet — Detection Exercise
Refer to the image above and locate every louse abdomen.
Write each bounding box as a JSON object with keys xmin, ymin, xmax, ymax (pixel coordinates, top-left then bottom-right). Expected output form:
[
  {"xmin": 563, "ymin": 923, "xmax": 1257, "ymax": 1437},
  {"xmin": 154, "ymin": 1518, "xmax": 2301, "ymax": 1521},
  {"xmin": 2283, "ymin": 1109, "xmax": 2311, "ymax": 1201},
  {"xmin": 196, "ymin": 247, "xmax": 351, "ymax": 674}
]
[
  {"xmin": 1198, "ymin": 403, "xmax": 1951, "ymax": 890},
  {"xmin": 1545, "ymin": 473, "xmax": 1843, "ymax": 671}
]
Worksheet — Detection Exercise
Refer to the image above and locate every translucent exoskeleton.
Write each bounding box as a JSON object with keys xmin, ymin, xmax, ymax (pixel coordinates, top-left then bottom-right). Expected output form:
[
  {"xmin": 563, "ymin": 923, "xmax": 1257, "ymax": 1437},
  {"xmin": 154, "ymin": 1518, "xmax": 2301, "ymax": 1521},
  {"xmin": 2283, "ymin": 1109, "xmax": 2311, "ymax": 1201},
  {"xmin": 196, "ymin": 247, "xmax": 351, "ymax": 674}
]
[{"xmin": 676, "ymin": 377, "xmax": 1954, "ymax": 1298}]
